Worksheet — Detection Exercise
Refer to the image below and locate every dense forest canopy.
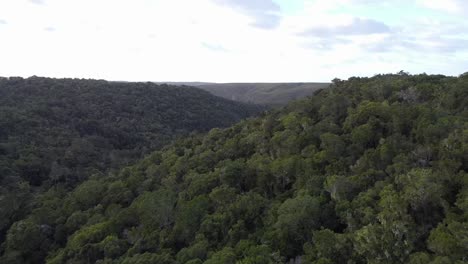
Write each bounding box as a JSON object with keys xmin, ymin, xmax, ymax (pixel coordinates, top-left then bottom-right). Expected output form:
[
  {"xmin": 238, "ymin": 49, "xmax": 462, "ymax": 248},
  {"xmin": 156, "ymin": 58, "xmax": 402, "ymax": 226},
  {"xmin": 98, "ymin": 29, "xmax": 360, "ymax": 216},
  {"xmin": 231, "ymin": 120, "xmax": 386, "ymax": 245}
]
[
  {"xmin": 0, "ymin": 76, "xmax": 263, "ymax": 260},
  {"xmin": 1, "ymin": 73, "xmax": 467, "ymax": 264}
]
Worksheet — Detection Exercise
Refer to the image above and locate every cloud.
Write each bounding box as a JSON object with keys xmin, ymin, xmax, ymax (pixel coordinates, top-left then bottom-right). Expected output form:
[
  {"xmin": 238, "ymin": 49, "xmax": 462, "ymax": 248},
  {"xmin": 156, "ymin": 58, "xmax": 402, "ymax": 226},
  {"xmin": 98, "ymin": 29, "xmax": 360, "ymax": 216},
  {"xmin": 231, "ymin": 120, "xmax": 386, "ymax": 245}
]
[
  {"xmin": 249, "ymin": 12, "xmax": 281, "ymax": 29},
  {"xmin": 44, "ymin": 26, "xmax": 56, "ymax": 32},
  {"xmin": 363, "ymin": 35, "xmax": 419, "ymax": 53},
  {"xmin": 202, "ymin": 42, "xmax": 229, "ymax": 52},
  {"xmin": 362, "ymin": 28, "xmax": 468, "ymax": 54},
  {"xmin": 416, "ymin": 0, "xmax": 468, "ymax": 14},
  {"xmin": 429, "ymin": 37, "xmax": 468, "ymax": 53},
  {"xmin": 29, "ymin": 0, "xmax": 46, "ymax": 5},
  {"xmin": 412, "ymin": 36, "xmax": 468, "ymax": 53},
  {"xmin": 300, "ymin": 18, "xmax": 391, "ymax": 37},
  {"xmin": 213, "ymin": 0, "xmax": 281, "ymax": 29},
  {"xmin": 0, "ymin": 19, "xmax": 6, "ymax": 25},
  {"xmin": 303, "ymin": 38, "xmax": 351, "ymax": 51}
]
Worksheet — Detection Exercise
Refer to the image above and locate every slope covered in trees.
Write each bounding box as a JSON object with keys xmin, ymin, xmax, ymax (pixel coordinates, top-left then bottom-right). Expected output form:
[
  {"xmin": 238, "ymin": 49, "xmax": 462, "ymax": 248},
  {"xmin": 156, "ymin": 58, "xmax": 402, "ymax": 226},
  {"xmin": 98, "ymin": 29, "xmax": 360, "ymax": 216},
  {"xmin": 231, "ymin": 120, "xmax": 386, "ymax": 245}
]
[
  {"xmin": 161, "ymin": 82, "xmax": 330, "ymax": 106},
  {"xmin": 0, "ymin": 76, "xmax": 263, "ymax": 259},
  {"xmin": 2, "ymin": 73, "xmax": 468, "ymax": 264}
]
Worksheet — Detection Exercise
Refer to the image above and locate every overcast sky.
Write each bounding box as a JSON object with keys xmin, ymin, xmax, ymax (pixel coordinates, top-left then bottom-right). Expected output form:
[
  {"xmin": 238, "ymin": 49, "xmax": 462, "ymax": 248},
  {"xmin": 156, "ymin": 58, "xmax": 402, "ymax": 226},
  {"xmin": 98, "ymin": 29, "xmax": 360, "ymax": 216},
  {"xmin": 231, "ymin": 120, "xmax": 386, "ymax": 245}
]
[{"xmin": 0, "ymin": 0, "xmax": 467, "ymax": 82}]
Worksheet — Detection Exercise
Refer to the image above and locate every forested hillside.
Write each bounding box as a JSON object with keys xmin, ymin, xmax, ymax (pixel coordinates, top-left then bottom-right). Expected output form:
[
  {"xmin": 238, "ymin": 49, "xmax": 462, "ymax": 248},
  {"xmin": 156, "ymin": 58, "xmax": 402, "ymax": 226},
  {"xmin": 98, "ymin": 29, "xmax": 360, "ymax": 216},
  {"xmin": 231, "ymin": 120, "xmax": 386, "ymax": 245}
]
[
  {"xmin": 164, "ymin": 82, "xmax": 330, "ymax": 106},
  {"xmin": 2, "ymin": 73, "xmax": 467, "ymax": 264},
  {"xmin": 0, "ymin": 76, "xmax": 262, "ymax": 260}
]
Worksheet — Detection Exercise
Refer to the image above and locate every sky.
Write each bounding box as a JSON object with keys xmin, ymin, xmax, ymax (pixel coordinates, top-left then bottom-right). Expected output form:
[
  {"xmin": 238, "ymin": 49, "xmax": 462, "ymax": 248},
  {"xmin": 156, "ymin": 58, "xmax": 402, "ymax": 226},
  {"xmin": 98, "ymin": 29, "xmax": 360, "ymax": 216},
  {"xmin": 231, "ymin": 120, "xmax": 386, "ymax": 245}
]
[{"xmin": 0, "ymin": 0, "xmax": 467, "ymax": 82}]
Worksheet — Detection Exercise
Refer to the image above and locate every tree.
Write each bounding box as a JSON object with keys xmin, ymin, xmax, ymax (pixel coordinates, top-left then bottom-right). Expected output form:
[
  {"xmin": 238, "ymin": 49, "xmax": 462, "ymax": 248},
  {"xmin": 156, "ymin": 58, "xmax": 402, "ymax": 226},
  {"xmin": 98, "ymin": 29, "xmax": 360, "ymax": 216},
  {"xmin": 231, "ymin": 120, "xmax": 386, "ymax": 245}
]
[{"xmin": 274, "ymin": 194, "xmax": 321, "ymax": 257}]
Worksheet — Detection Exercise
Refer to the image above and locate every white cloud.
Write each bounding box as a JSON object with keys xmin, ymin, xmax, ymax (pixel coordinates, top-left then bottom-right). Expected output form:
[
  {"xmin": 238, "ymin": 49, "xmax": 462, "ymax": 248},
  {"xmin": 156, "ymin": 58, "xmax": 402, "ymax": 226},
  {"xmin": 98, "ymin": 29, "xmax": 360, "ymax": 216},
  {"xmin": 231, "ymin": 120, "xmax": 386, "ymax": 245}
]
[
  {"xmin": 300, "ymin": 17, "xmax": 390, "ymax": 37},
  {"xmin": 416, "ymin": 0, "xmax": 467, "ymax": 14},
  {"xmin": 29, "ymin": 0, "xmax": 46, "ymax": 5},
  {"xmin": 213, "ymin": 0, "xmax": 281, "ymax": 29}
]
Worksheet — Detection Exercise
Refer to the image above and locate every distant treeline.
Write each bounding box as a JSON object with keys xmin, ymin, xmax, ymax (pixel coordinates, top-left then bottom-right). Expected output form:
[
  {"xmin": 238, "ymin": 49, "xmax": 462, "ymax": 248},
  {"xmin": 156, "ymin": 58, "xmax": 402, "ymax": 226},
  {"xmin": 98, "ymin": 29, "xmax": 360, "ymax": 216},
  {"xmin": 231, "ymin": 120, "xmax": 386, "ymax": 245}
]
[{"xmin": 162, "ymin": 82, "xmax": 330, "ymax": 106}]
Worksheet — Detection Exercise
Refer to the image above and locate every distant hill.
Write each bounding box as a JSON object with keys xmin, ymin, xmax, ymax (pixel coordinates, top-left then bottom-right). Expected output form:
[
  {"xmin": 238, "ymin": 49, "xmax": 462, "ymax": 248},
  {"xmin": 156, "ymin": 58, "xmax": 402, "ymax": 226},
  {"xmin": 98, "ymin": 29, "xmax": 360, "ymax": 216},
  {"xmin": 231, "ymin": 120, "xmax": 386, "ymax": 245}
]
[
  {"xmin": 157, "ymin": 82, "xmax": 330, "ymax": 106},
  {"xmin": 0, "ymin": 76, "xmax": 262, "ymax": 186}
]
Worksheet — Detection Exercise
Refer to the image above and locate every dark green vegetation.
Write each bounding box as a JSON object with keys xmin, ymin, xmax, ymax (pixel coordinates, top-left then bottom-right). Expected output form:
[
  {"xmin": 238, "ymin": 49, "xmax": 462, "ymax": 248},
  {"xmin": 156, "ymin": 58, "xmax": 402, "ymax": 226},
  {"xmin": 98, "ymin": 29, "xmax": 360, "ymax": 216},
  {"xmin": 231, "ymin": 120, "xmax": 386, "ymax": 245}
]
[
  {"xmin": 2, "ymin": 73, "xmax": 468, "ymax": 264},
  {"xmin": 163, "ymin": 82, "xmax": 330, "ymax": 106},
  {"xmin": 0, "ymin": 76, "xmax": 262, "ymax": 261}
]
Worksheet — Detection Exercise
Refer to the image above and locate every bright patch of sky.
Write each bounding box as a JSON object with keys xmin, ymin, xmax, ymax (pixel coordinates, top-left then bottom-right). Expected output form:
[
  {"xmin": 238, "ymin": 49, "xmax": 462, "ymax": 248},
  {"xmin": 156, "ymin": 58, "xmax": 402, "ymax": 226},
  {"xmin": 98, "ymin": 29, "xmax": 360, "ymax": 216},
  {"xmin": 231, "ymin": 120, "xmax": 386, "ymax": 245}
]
[{"xmin": 0, "ymin": 0, "xmax": 467, "ymax": 82}]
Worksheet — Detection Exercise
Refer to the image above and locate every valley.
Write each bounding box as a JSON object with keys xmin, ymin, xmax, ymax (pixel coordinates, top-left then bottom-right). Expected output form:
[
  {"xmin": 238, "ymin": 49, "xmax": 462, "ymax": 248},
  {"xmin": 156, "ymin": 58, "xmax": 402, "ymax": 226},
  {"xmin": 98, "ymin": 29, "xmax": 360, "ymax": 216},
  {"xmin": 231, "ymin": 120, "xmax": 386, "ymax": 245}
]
[{"xmin": 1, "ymin": 73, "xmax": 466, "ymax": 263}]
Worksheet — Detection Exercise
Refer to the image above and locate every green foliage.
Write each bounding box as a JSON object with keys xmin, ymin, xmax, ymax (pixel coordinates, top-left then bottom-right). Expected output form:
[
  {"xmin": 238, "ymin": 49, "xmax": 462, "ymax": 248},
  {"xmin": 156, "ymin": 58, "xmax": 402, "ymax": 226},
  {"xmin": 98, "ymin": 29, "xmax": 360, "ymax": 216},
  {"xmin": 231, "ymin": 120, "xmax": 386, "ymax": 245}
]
[
  {"xmin": 303, "ymin": 229, "xmax": 352, "ymax": 264},
  {"xmin": 120, "ymin": 252, "xmax": 175, "ymax": 264},
  {"xmin": 130, "ymin": 189, "xmax": 176, "ymax": 229},
  {"xmin": 0, "ymin": 76, "xmax": 262, "ymax": 262},
  {"xmin": 274, "ymin": 194, "xmax": 321, "ymax": 256},
  {"xmin": 428, "ymin": 221, "xmax": 468, "ymax": 260},
  {"xmin": 1, "ymin": 73, "xmax": 467, "ymax": 263},
  {"xmin": 3, "ymin": 219, "xmax": 49, "ymax": 263},
  {"xmin": 204, "ymin": 247, "xmax": 236, "ymax": 264}
]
